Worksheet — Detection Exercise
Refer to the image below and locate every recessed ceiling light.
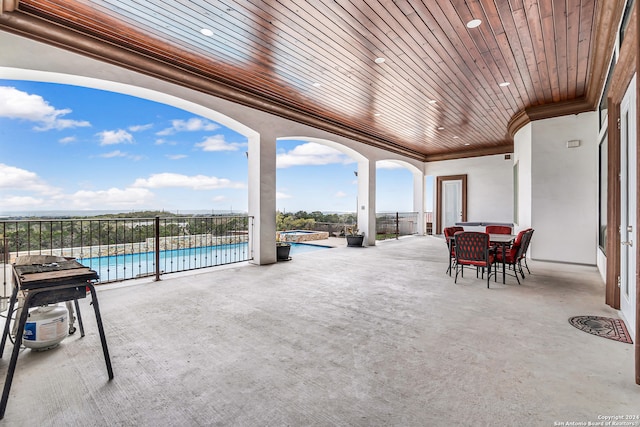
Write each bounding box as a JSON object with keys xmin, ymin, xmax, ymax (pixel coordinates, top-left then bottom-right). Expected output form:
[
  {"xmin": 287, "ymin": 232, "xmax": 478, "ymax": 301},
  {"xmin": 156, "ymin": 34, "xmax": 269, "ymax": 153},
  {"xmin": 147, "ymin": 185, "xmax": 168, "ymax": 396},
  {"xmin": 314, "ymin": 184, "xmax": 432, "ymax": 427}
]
[
  {"xmin": 437, "ymin": 126, "xmax": 445, "ymax": 130},
  {"xmin": 499, "ymin": 81, "xmax": 510, "ymax": 87},
  {"xmin": 374, "ymin": 57, "xmax": 386, "ymax": 64},
  {"xmin": 200, "ymin": 28, "xmax": 214, "ymax": 36},
  {"xmin": 466, "ymin": 19, "xmax": 482, "ymax": 29},
  {"xmin": 464, "ymin": 143, "xmax": 471, "ymax": 146},
  {"xmin": 312, "ymin": 82, "xmax": 322, "ymax": 87},
  {"xmin": 428, "ymin": 99, "xmax": 437, "ymax": 104},
  {"xmin": 374, "ymin": 113, "xmax": 382, "ymax": 117},
  {"xmin": 453, "ymin": 136, "xmax": 459, "ymax": 139}
]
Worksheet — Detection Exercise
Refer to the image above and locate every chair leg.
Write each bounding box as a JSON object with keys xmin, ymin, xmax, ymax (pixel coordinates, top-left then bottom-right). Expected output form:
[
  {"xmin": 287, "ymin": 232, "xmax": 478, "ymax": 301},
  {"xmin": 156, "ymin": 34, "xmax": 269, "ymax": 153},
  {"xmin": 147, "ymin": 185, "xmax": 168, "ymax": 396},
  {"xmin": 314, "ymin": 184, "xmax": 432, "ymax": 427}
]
[
  {"xmin": 454, "ymin": 264, "xmax": 460, "ymax": 283},
  {"xmin": 487, "ymin": 263, "xmax": 490, "ymax": 288},
  {"xmin": 524, "ymin": 257, "xmax": 530, "ymax": 274},
  {"xmin": 516, "ymin": 261, "xmax": 524, "ymax": 279},
  {"xmin": 513, "ymin": 262, "xmax": 521, "ymax": 285}
]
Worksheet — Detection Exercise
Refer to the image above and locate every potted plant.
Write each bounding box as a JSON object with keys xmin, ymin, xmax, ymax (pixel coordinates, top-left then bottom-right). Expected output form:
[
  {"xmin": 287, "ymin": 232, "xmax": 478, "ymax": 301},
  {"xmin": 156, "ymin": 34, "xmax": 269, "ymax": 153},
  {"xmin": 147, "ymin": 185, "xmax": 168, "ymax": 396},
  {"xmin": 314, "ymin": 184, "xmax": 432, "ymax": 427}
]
[
  {"xmin": 346, "ymin": 227, "xmax": 365, "ymax": 247},
  {"xmin": 276, "ymin": 235, "xmax": 292, "ymax": 261}
]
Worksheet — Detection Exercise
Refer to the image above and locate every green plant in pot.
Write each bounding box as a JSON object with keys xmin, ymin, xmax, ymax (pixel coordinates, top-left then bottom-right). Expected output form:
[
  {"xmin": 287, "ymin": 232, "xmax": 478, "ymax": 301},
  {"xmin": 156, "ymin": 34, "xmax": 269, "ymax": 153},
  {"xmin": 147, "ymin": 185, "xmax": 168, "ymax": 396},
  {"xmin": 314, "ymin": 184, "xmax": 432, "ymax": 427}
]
[
  {"xmin": 346, "ymin": 227, "xmax": 365, "ymax": 247},
  {"xmin": 276, "ymin": 235, "xmax": 291, "ymax": 261}
]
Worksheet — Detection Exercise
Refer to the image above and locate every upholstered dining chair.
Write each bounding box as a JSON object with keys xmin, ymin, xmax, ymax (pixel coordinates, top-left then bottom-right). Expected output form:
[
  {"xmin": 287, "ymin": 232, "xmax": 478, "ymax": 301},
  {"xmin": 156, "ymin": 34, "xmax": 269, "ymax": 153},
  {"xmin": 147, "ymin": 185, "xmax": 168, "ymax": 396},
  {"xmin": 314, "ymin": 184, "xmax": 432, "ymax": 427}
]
[
  {"xmin": 485, "ymin": 225, "xmax": 512, "ymax": 235},
  {"xmin": 495, "ymin": 229, "xmax": 532, "ymax": 284},
  {"xmin": 443, "ymin": 226, "xmax": 464, "ymax": 275},
  {"xmin": 519, "ymin": 229, "xmax": 534, "ymax": 275},
  {"xmin": 453, "ymin": 231, "xmax": 496, "ymax": 288}
]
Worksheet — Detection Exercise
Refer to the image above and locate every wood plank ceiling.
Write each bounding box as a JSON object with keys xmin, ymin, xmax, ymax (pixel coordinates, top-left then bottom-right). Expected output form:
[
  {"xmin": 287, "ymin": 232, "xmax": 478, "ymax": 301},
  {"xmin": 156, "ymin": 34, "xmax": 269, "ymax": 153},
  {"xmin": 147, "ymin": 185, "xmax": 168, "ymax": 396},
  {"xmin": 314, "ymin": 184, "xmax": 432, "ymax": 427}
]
[{"xmin": 0, "ymin": 0, "xmax": 624, "ymax": 161}]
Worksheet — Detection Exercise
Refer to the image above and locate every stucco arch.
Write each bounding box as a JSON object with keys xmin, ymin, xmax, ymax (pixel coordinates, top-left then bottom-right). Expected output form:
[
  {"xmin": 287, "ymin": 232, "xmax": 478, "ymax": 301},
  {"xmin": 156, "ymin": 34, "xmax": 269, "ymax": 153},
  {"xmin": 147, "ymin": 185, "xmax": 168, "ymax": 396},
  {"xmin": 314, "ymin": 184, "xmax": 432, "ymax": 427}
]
[
  {"xmin": 278, "ymin": 136, "xmax": 367, "ymax": 163},
  {"xmin": 376, "ymin": 158, "xmax": 422, "ymax": 175},
  {"xmin": 0, "ymin": 67, "xmax": 259, "ymax": 140}
]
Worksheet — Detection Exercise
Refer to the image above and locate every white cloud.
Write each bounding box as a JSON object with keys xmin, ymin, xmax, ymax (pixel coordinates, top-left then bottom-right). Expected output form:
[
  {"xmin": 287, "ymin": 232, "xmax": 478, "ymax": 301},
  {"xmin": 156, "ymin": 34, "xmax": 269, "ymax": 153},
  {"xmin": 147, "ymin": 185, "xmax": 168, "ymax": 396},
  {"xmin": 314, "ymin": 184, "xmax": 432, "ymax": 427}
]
[
  {"xmin": 132, "ymin": 173, "xmax": 246, "ymax": 190},
  {"xmin": 97, "ymin": 129, "xmax": 134, "ymax": 145},
  {"xmin": 335, "ymin": 191, "xmax": 348, "ymax": 198},
  {"xmin": 276, "ymin": 192, "xmax": 292, "ymax": 199},
  {"xmin": 276, "ymin": 142, "xmax": 353, "ymax": 168},
  {"xmin": 67, "ymin": 187, "xmax": 155, "ymax": 209},
  {"xmin": 128, "ymin": 123, "xmax": 153, "ymax": 132},
  {"xmin": 100, "ymin": 150, "xmax": 127, "ymax": 158},
  {"xmin": 377, "ymin": 160, "xmax": 405, "ymax": 169},
  {"xmin": 166, "ymin": 154, "xmax": 187, "ymax": 160},
  {"xmin": 155, "ymin": 138, "xmax": 176, "ymax": 145},
  {"xmin": 156, "ymin": 118, "xmax": 220, "ymax": 136},
  {"xmin": 2, "ymin": 195, "xmax": 45, "ymax": 209},
  {"xmin": 59, "ymin": 136, "xmax": 76, "ymax": 144},
  {"xmin": 0, "ymin": 86, "xmax": 91, "ymax": 130},
  {"xmin": 212, "ymin": 195, "xmax": 226, "ymax": 202},
  {"xmin": 195, "ymin": 134, "xmax": 244, "ymax": 152},
  {"xmin": 0, "ymin": 163, "xmax": 58, "ymax": 194}
]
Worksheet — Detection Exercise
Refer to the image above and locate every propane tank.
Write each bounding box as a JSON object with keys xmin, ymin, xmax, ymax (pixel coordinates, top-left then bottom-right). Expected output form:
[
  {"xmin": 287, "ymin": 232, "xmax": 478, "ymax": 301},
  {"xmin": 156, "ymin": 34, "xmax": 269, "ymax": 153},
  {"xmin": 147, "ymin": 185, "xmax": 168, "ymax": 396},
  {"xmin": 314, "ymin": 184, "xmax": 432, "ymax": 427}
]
[{"xmin": 23, "ymin": 304, "xmax": 68, "ymax": 351}]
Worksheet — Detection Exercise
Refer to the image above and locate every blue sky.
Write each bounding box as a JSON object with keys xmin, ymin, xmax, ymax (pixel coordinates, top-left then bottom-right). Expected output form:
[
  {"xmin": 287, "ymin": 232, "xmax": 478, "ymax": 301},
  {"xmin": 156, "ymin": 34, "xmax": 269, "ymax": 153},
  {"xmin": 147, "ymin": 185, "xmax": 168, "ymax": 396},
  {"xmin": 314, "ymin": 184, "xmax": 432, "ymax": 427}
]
[{"xmin": 0, "ymin": 79, "xmax": 429, "ymax": 214}]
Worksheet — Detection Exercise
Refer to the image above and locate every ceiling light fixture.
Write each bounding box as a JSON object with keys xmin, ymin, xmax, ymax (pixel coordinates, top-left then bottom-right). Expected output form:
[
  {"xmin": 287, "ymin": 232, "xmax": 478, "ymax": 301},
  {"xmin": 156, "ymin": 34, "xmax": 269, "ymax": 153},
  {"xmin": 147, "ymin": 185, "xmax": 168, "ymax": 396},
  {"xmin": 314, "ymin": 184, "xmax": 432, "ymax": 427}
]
[
  {"xmin": 312, "ymin": 82, "xmax": 322, "ymax": 87},
  {"xmin": 437, "ymin": 126, "xmax": 445, "ymax": 130},
  {"xmin": 499, "ymin": 81, "xmax": 511, "ymax": 87},
  {"xmin": 464, "ymin": 143, "xmax": 471, "ymax": 146},
  {"xmin": 374, "ymin": 113, "xmax": 381, "ymax": 117},
  {"xmin": 375, "ymin": 57, "xmax": 386, "ymax": 64},
  {"xmin": 200, "ymin": 28, "xmax": 214, "ymax": 36},
  {"xmin": 453, "ymin": 136, "xmax": 459, "ymax": 139},
  {"xmin": 466, "ymin": 19, "xmax": 482, "ymax": 28},
  {"xmin": 428, "ymin": 99, "xmax": 437, "ymax": 104}
]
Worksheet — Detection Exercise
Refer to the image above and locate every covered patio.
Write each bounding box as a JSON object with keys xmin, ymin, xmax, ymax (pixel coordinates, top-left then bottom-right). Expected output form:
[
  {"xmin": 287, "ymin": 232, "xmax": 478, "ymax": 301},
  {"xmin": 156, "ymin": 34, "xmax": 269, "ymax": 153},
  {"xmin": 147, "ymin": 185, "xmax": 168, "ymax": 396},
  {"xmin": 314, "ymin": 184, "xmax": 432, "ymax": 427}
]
[{"xmin": 0, "ymin": 236, "xmax": 635, "ymax": 425}]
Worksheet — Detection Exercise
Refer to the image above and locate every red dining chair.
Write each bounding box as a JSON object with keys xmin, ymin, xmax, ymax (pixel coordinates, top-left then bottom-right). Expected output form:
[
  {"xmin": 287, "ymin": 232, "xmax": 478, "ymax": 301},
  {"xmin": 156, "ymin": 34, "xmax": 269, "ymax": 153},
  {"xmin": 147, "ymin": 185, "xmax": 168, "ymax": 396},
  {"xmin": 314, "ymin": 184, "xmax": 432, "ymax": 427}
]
[
  {"xmin": 453, "ymin": 231, "xmax": 496, "ymax": 288},
  {"xmin": 485, "ymin": 225, "xmax": 512, "ymax": 235},
  {"xmin": 443, "ymin": 226, "xmax": 464, "ymax": 275},
  {"xmin": 519, "ymin": 229, "xmax": 534, "ymax": 275},
  {"xmin": 495, "ymin": 229, "xmax": 532, "ymax": 284}
]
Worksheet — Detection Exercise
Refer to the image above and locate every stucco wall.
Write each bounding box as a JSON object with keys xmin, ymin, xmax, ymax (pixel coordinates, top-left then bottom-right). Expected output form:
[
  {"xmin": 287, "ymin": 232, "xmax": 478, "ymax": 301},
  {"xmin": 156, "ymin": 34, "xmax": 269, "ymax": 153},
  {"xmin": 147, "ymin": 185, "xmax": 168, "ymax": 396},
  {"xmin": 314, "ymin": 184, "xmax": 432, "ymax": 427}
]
[
  {"xmin": 513, "ymin": 123, "xmax": 532, "ymax": 230},
  {"xmin": 425, "ymin": 154, "xmax": 514, "ymax": 232},
  {"xmin": 517, "ymin": 112, "xmax": 599, "ymax": 264}
]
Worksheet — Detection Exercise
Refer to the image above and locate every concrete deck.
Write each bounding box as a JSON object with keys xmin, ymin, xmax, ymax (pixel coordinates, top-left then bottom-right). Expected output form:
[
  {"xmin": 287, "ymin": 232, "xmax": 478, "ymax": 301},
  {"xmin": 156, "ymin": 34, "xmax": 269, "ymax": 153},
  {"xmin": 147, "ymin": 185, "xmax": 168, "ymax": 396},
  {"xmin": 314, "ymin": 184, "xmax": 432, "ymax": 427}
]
[{"xmin": 0, "ymin": 236, "xmax": 638, "ymax": 426}]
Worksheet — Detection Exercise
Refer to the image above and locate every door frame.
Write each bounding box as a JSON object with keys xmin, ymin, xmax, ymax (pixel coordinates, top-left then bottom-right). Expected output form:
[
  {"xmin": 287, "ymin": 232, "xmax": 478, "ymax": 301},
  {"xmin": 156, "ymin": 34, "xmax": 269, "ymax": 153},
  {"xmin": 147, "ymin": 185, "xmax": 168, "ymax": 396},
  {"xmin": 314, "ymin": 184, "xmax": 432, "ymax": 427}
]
[
  {"xmin": 435, "ymin": 174, "xmax": 467, "ymax": 235},
  {"xmin": 620, "ymin": 74, "xmax": 637, "ymax": 330},
  {"xmin": 605, "ymin": 1, "xmax": 638, "ymax": 385}
]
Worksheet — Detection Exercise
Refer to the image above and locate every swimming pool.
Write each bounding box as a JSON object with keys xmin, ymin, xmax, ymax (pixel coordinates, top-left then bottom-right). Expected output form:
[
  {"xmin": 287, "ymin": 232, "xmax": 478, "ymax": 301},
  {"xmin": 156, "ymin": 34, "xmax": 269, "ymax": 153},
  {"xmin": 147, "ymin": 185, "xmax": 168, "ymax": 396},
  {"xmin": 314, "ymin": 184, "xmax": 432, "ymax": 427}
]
[{"xmin": 79, "ymin": 241, "xmax": 330, "ymax": 282}]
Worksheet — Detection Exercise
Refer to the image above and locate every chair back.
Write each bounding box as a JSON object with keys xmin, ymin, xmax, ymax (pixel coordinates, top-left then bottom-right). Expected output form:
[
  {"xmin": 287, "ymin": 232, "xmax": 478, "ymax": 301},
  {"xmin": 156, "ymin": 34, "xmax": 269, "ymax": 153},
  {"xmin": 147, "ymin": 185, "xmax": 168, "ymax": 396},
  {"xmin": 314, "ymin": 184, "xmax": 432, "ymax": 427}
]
[
  {"xmin": 443, "ymin": 226, "xmax": 463, "ymax": 238},
  {"xmin": 505, "ymin": 228, "xmax": 527, "ymax": 257},
  {"xmin": 486, "ymin": 225, "xmax": 512, "ymax": 234},
  {"xmin": 454, "ymin": 231, "xmax": 491, "ymax": 265},
  {"xmin": 518, "ymin": 229, "xmax": 534, "ymax": 260}
]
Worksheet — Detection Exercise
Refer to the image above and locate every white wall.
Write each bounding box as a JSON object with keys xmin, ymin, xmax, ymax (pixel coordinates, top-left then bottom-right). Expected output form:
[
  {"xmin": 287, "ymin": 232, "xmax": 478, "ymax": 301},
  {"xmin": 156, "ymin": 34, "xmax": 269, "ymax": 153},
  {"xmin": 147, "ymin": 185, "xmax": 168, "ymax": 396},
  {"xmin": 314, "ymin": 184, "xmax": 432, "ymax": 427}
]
[
  {"xmin": 425, "ymin": 154, "xmax": 514, "ymax": 232},
  {"xmin": 515, "ymin": 112, "xmax": 599, "ymax": 264},
  {"xmin": 513, "ymin": 123, "xmax": 532, "ymax": 230}
]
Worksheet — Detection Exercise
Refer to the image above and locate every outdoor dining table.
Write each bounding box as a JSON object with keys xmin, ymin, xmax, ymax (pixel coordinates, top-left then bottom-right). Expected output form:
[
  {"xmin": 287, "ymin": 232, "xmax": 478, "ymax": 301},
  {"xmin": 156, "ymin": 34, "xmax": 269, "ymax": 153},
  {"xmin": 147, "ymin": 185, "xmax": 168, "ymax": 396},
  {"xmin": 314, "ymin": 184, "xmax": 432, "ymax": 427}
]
[{"xmin": 489, "ymin": 233, "xmax": 516, "ymax": 284}]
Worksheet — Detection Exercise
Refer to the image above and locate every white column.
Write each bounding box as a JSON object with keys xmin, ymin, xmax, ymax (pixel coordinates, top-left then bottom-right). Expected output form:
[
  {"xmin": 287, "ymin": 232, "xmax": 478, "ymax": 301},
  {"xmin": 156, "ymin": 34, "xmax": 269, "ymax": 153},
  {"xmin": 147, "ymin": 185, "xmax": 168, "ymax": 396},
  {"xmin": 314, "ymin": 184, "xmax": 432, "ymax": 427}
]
[
  {"xmin": 248, "ymin": 131, "xmax": 277, "ymax": 264},
  {"xmin": 357, "ymin": 159, "xmax": 376, "ymax": 246},
  {"xmin": 413, "ymin": 171, "xmax": 426, "ymax": 235}
]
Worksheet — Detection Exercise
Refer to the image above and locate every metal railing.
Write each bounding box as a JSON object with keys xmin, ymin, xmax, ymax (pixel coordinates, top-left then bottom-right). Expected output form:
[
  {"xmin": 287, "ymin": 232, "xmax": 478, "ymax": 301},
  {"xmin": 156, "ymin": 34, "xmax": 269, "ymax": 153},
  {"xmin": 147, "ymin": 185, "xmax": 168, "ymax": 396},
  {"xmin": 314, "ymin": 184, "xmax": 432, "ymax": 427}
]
[
  {"xmin": 1, "ymin": 216, "xmax": 253, "ymax": 290},
  {"xmin": 375, "ymin": 212, "xmax": 419, "ymax": 239}
]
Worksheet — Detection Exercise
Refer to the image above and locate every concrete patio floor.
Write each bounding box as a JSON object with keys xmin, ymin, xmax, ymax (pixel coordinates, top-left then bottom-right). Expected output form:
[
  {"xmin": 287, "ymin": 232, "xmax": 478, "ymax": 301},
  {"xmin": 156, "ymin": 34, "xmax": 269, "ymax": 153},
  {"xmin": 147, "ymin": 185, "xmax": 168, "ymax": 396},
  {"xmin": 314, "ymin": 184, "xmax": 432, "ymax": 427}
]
[{"xmin": 0, "ymin": 235, "xmax": 638, "ymax": 426}]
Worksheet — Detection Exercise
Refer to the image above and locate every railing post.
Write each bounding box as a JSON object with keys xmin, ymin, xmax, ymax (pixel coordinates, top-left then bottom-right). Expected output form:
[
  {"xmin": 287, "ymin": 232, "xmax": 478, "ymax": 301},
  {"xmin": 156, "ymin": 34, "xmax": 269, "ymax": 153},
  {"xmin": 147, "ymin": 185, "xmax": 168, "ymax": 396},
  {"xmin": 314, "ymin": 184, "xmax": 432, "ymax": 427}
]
[
  {"xmin": 395, "ymin": 212, "xmax": 399, "ymax": 239},
  {"xmin": 154, "ymin": 216, "xmax": 161, "ymax": 281}
]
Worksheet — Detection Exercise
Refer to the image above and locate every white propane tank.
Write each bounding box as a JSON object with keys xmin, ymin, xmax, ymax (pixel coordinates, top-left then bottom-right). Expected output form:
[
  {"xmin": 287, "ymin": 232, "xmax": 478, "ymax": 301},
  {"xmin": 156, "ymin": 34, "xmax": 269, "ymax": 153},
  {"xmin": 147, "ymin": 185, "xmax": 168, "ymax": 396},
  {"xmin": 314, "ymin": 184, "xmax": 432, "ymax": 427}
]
[{"xmin": 23, "ymin": 304, "xmax": 68, "ymax": 351}]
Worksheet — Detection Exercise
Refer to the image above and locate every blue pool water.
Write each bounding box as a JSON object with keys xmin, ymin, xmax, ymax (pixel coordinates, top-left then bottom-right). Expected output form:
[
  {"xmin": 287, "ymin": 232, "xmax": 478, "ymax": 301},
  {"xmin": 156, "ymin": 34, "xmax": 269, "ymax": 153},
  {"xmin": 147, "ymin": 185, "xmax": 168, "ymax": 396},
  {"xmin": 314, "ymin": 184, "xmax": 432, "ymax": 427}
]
[{"xmin": 79, "ymin": 241, "xmax": 329, "ymax": 282}]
